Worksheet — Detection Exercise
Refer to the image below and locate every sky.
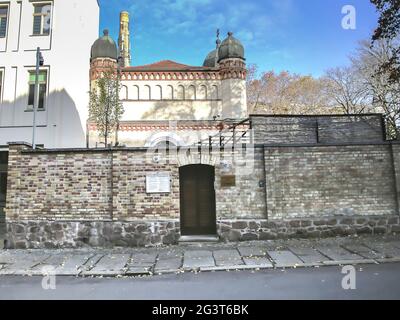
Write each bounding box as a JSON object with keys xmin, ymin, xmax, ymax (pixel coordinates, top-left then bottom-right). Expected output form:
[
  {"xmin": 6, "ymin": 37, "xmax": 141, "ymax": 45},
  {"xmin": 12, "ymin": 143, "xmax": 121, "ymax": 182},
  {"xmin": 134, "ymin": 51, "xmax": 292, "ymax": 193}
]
[{"xmin": 99, "ymin": 0, "xmax": 379, "ymax": 77}]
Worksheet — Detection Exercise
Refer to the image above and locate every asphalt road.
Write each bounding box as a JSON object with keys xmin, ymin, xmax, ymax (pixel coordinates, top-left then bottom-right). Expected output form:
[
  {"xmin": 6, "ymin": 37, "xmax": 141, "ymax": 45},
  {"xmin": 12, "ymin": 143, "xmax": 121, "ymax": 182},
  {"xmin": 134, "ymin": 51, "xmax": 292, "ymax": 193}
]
[{"xmin": 0, "ymin": 263, "xmax": 399, "ymax": 300}]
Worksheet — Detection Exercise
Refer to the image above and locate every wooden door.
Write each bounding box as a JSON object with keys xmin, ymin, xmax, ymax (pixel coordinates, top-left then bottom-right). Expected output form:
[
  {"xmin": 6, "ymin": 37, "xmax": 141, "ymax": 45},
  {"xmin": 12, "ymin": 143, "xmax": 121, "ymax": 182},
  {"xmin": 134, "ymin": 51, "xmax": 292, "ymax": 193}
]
[{"xmin": 179, "ymin": 165, "xmax": 216, "ymax": 235}]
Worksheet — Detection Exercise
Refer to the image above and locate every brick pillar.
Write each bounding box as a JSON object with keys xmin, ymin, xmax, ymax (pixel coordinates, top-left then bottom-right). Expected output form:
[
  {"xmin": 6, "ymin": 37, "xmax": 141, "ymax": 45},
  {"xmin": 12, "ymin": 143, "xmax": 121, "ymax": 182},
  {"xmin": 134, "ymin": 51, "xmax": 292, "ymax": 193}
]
[{"xmin": 5, "ymin": 142, "xmax": 32, "ymax": 222}]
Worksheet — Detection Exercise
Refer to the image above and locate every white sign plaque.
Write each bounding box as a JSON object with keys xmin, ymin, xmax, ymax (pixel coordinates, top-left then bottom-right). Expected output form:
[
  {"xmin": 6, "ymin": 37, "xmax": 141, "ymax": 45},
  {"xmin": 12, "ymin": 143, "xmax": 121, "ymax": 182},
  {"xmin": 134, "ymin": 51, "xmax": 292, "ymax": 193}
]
[{"xmin": 146, "ymin": 173, "xmax": 171, "ymax": 193}]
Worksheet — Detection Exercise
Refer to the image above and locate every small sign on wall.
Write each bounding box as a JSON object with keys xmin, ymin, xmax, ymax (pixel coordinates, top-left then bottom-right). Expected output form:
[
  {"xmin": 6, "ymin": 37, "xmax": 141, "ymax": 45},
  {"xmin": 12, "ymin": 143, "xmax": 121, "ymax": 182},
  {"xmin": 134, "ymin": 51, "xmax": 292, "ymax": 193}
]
[
  {"xmin": 221, "ymin": 175, "xmax": 236, "ymax": 187},
  {"xmin": 146, "ymin": 172, "xmax": 171, "ymax": 193}
]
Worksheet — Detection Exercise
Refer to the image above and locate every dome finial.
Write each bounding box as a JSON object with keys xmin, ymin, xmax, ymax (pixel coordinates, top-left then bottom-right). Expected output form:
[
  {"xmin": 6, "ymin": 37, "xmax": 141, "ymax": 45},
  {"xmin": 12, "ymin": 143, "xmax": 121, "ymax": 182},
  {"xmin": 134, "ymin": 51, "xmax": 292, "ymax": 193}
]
[
  {"xmin": 218, "ymin": 31, "xmax": 245, "ymax": 62},
  {"xmin": 216, "ymin": 28, "xmax": 221, "ymax": 48},
  {"xmin": 91, "ymin": 29, "xmax": 118, "ymax": 61}
]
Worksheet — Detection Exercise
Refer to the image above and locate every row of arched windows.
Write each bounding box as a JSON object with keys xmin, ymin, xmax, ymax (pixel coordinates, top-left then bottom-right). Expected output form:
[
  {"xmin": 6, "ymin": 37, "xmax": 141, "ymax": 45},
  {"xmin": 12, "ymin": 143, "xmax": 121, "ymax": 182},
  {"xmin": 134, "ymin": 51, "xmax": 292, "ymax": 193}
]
[{"xmin": 120, "ymin": 84, "xmax": 219, "ymax": 101}]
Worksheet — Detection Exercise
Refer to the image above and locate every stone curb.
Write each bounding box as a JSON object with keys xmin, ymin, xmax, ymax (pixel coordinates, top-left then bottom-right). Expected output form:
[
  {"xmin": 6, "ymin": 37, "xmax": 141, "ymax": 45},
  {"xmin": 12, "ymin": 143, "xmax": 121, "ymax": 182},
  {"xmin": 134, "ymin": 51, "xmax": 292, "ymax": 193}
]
[
  {"xmin": 3, "ymin": 257, "xmax": 399, "ymax": 277},
  {"xmin": 322, "ymin": 259, "xmax": 377, "ymax": 266}
]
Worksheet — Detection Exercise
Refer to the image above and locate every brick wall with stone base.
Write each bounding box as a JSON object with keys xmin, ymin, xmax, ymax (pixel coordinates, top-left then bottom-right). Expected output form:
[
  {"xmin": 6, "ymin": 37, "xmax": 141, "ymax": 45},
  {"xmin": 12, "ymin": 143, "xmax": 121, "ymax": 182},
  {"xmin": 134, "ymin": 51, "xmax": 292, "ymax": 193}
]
[
  {"xmin": 218, "ymin": 216, "xmax": 400, "ymax": 241},
  {"xmin": 6, "ymin": 220, "xmax": 181, "ymax": 249},
  {"xmin": 5, "ymin": 215, "xmax": 400, "ymax": 249}
]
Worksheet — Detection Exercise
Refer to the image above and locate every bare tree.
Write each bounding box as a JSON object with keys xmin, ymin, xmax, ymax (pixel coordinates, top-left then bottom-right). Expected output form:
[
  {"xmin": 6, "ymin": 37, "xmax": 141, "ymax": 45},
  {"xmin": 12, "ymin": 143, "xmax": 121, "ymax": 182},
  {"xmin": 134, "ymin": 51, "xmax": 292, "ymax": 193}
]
[
  {"xmin": 354, "ymin": 39, "xmax": 400, "ymax": 139},
  {"xmin": 323, "ymin": 66, "xmax": 372, "ymax": 114}
]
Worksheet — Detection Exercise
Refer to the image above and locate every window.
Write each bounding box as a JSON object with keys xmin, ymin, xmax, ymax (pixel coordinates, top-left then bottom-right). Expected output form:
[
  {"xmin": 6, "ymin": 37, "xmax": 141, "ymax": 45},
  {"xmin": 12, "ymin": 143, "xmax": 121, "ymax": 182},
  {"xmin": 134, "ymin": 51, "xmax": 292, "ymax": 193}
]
[
  {"xmin": 166, "ymin": 85, "xmax": 173, "ymax": 100},
  {"xmin": 177, "ymin": 85, "xmax": 185, "ymax": 100},
  {"xmin": 199, "ymin": 85, "xmax": 207, "ymax": 100},
  {"xmin": 28, "ymin": 70, "xmax": 47, "ymax": 110},
  {"xmin": 0, "ymin": 6, "xmax": 8, "ymax": 38},
  {"xmin": 187, "ymin": 85, "xmax": 196, "ymax": 100},
  {"xmin": 142, "ymin": 85, "xmax": 151, "ymax": 100},
  {"xmin": 211, "ymin": 85, "xmax": 219, "ymax": 100},
  {"xmin": 132, "ymin": 85, "xmax": 139, "ymax": 100},
  {"xmin": 120, "ymin": 85, "xmax": 128, "ymax": 100},
  {"xmin": 32, "ymin": 3, "xmax": 52, "ymax": 36},
  {"xmin": 154, "ymin": 85, "xmax": 162, "ymax": 100}
]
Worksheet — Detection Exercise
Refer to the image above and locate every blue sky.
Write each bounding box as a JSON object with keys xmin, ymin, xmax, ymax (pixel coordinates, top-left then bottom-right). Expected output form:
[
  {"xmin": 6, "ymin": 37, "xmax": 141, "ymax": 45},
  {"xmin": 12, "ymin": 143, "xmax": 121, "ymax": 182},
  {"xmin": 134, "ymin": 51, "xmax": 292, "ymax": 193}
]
[{"xmin": 99, "ymin": 0, "xmax": 379, "ymax": 77}]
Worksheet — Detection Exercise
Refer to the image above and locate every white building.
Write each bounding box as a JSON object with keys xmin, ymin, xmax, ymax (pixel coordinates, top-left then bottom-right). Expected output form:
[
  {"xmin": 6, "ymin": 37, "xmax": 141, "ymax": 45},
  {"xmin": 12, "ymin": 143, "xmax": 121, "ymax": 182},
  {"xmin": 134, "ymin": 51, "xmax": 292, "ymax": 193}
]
[
  {"xmin": 89, "ymin": 13, "xmax": 248, "ymax": 148},
  {"xmin": 0, "ymin": 0, "xmax": 100, "ymax": 148}
]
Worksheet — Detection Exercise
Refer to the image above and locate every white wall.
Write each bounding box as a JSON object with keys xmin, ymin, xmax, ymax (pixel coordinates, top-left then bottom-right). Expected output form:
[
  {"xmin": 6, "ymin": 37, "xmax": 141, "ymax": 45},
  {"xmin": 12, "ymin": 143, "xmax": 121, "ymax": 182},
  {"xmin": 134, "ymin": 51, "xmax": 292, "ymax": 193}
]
[
  {"xmin": 221, "ymin": 78, "xmax": 247, "ymax": 119},
  {"xmin": 120, "ymin": 79, "xmax": 223, "ymax": 121},
  {"xmin": 0, "ymin": 0, "xmax": 99, "ymax": 148}
]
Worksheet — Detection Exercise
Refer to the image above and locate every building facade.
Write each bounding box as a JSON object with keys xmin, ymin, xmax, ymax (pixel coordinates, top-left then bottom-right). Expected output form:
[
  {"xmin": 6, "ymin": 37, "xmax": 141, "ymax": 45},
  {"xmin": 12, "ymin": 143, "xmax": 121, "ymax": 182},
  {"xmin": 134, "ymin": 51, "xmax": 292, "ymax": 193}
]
[
  {"xmin": 0, "ymin": 0, "xmax": 99, "ymax": 148},
  {"xmin": 0, "ymin": 0, "xmax": 99, "ymax": 242},
  {"xmin": 89, "ymin": 13, "xmax": 248, "ymax": 148}
]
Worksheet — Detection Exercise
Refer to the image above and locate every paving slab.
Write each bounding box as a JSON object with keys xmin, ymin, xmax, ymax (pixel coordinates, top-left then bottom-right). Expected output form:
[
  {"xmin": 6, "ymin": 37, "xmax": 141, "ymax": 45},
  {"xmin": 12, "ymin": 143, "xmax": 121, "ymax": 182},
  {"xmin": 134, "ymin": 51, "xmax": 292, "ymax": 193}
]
[
  {"xmin": 184, "ymin": 249, "xmax": 213, "ymax": 257},
  {"xmin": 33, "ymin": 254, "xmax": 69, "ymax": 268},
  {"xmin": 315, "ymin": 245, "xmax": 362, "ymax": 261},
  {"xmin": 341, "ymin": 244, "xmax": 385, "ymax": 260},
  {"xmin": 129, "ymin": 252, "xmax": 158, "ymax": 266},
  {"xmin": 183, "ymin": 250, "xmax": 215, "ymax": 269},
  {"xmin": 213, "ymin": 249, "xmax": 243, "ymax": 266},
  {"xmin": 0, "ymin": 253, "xmax": 51, "ymax": 275},
  {"xmin": 80, "ymin": 254, "xmax": 104, "ymax": 271},
  {"xmin": 23, "ymin": 254, "xmax": 73, "ymax": 276},
  {"xmin": 267, "ymin": 250, "xmax": 304, "ymax": 267},
  {"xmin": 243, "ymin": 257, "xmax": 273, "ymax": 268},
  {"xmin": 157, "ymin": 249, "xmax": 183, "ymax": 260},
  {"xmin": 388, "ymin": 241, "xmax": 400, "ymax": 250},
  {"xmin": 54, "ymin": 253, "xmax": 94, "ymax": 275},
  {"xmin": 154, "ymin": 257, "xmax": 182, "ymax": 273},
  {"xmin": 363, "ymin": 243, "xmax": 400, "ymax": 259},
  {"xmin": 82, "ymin": 254, "xmax": 130, "ymax": 276},
  {"xmin": 288, "ymin": 247, "xmax": 329, "ymax": 264},
  {"xmin": 237, "ymin": 246, "xmax": 268, "ymax": 257}
]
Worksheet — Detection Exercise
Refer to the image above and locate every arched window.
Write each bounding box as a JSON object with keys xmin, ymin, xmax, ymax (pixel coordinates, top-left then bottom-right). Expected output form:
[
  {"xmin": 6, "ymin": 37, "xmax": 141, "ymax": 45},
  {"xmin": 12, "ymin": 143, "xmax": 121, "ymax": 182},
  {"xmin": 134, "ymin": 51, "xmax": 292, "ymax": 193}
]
[
  {"xmin": 120, "ymin": 85, "xmax": 128, "ymax": 100},
  {"xmin": 211, "ymin": 85, "xmax": 219, "ymax": 100},
  {"xmin": 132, "ymin": 85, "xmax": 139, "ymax": 100},
  {"xmin": 165, "ymin": 85, "xmax": 174, "ymax": 100},
  {"xmin": 199, "ymin": 85, "xmax": 207, "ymax": 100},
  {"xmin": 152, "ymin": 85, "xmax": 162, "ymax": 100},
  {"xmin": 177, "ymin": 85, "xmax": 185, "ymax": 100},
  {"xmin": 187, "ymin": 85, "xmax": 196, "ymax": 100},
  {"xmin": 145, "ymin": 132, "xmax": 185, "ymax": 148},
  {"xmin": 142, "ymin": 85, "xmax": 151, "ymax": 100}
]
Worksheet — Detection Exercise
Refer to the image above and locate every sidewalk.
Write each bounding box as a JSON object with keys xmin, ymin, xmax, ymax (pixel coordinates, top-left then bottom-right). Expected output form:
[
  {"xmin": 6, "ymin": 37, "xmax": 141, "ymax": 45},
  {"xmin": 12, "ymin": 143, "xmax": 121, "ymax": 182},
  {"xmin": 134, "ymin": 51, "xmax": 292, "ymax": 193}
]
[{"xmin": 1, "ymin": 235, "xmax": 400, "ymax": 277}]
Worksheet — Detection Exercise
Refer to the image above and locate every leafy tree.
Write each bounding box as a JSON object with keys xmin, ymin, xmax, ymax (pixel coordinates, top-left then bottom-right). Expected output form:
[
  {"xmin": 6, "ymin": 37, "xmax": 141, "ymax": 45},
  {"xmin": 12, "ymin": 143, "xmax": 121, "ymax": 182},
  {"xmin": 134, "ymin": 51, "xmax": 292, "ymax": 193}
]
[
  {"xmin": 246, "ymin": 68, "xmax": 334, "ymax": 115},
  {"xmin": 370, "ymin": 0, "xmax": 400, "ymax": 82},
  {"xmin": 89, "ymin": 69, "xmax": 124, "ymax": 147}
]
